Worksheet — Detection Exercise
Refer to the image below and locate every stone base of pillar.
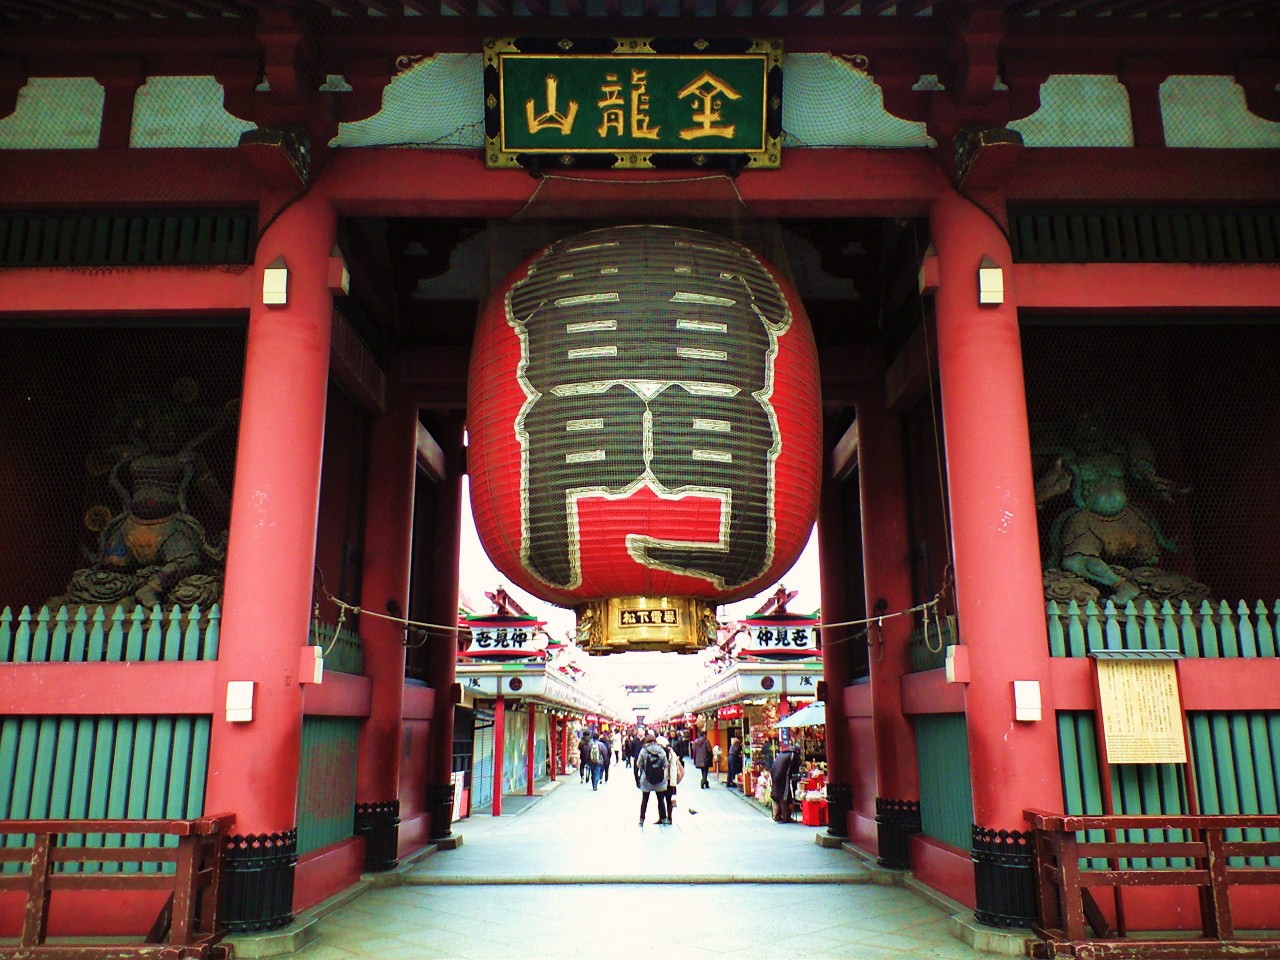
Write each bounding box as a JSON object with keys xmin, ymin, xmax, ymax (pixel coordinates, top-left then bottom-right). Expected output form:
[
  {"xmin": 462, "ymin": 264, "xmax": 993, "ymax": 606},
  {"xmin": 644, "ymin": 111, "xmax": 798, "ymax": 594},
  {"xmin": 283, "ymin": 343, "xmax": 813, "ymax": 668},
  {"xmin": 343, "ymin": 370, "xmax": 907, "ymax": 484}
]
[
  {"xmin": 824, "ymin": 782, "xmax": 852, "ymax": 839},
  {"xmin": 874, "ymin": 797, "xmax": 922, "ymax": 869},
  {"xmin": 971, "ymin": 825, "xmax": 1037, "ymax": 929},
  {"xmin": 425, "ymin": 782, "xmax": 455, "ymax": 840},
  {"xmin": 354, "ymin": 800, "xmax": 401, "ymax": 872},
  {"xmin": 222, "ymin": 829, "xmax": 298, "ymax": 933}
]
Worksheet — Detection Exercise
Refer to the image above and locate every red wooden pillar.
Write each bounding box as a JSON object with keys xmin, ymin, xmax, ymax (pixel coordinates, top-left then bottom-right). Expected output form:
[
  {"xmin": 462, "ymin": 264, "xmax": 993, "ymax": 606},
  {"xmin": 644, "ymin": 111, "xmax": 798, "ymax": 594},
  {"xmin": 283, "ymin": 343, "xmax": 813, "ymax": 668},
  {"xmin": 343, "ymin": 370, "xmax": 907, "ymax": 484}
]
[
  {"xmin": 353, "ymin": 387, "xmax": 418, "ymax": 871},
  {"xmin": 424, "ymin": 414, "xmax": 465, "ymax": 838},
  {"xmin": 856, "ymin": 382, "xmax": 921, "ymax": 868},
  {"xmin": 526, "ymin": 703, "xmax": 536, "ymax": 796},
  {"xmin": 930, "ymin": 187, "xmax": 1062, "ymax": 927},
  {"xmin": 549, "ymin": 716, "xmax": 558, "ymax": 783},
  {"xmin": 817, "ymin": 415, "xmax": 858, "ymax": 842},
  {"xmin": 206, "ymin": 189, "xmax": 335, "ymax": 933},
  {"xmin": 491, "ymin": 694, "xmax": 506, "ymax": 817}
]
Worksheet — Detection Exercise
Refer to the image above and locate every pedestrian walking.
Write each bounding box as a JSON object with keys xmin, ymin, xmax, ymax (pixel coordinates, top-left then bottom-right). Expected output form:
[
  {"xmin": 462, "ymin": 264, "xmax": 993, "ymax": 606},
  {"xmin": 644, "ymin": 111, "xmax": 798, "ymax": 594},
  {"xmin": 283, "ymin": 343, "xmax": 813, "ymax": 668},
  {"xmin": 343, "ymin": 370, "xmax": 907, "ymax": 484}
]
[
  {"xmin": 634, "ymin": 732, "xmax": 670, "ymax": 825},
  {"xmin": 596, "ymin": 730, "xmax": 612, "ymax": 784},
  {"xmin": 578, "ymin": 731, "xmax": 593, "ymax": 784},
  {"xmin": 690, "ymin": 730, "xmax": 713, "ymax": 789},
  {"xmin": 588, "ymin": 732, "xmax": 606, "ymax": 790},
  {"xmin": 611, "ymin": 730, "xmax": 622, "ymax": 764},
  {"xmin": 656, "ymin": 735, "xmax": 684, "ymax": 816}
]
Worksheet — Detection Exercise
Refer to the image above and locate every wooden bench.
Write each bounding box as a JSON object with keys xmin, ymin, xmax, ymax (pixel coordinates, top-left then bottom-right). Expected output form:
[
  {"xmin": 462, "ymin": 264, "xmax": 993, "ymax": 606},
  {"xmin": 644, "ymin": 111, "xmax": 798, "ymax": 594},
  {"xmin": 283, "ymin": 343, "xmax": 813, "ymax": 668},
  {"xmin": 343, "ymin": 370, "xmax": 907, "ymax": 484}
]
[
  {"xmin": 1024, "ymin": 809, "xmax": 1280, "ymax": 959},
  {"xmin": 0, "ymin": 815, "xmax": 234, "ymax": 960}
]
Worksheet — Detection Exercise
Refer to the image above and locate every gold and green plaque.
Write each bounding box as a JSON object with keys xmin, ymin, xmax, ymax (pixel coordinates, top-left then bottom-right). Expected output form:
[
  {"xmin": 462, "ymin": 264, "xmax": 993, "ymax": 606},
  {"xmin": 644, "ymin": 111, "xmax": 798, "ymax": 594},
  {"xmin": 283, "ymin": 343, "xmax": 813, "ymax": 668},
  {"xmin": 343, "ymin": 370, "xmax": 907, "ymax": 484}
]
[{"xmin": 484, "ymin": 37, "xmax": 782, "ymax": 171}]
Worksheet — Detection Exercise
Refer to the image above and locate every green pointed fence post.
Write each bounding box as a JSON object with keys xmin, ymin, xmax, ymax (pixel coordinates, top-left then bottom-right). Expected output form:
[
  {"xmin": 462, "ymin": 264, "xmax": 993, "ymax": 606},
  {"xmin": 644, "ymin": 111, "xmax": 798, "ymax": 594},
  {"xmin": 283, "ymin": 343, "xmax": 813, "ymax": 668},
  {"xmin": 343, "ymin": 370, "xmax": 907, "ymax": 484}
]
[
  {"xmin": 124, "ymin": 606, "xmax": 145, "ymax": 660},
  {"xmin": 1179, "ymin": 601, "xmax": 1200, "ymax": 657},
  {"xmin": 1257, "ymin": 601, "xmax": 1277, "ymax": 657},
  {"xmin": 1218, "ymin": 600, "xmax": 1240, "ymax": 657},
  {"xmin": 1083, "ymin": 600, "xmax": 1104, "ymax": 655},
  {"xmin": 0, "ymin": 607, "xmax": 12, "ymax": 661},
  {"xmin": 32, "ymin": 607, "xmax": 51, "ymax": 661},
  {"xmin": 1064, "ymin": 604, "xmax": 1085, "ymax": 660},
  {"xmin": 1160, "ymin": 601, "xmax": 1180, "ymax": 656},
  {"xmin": 1199, "ymin": 600, "xmax": 1221, "ymax": 658},
  {"xmin": 14, "ymin": 606, "xmax": 33, "ymax": 662},
  {"xmin": 1237, "ymin": 601, "xmax": 1259, "ymax": 658},
  {"xmin": 144, "ymin": 606, "xmax": 164, "ymax": 660},
  {"xmin": 202, "ymin": 604, "xmax": 220, "ymax": 660}
]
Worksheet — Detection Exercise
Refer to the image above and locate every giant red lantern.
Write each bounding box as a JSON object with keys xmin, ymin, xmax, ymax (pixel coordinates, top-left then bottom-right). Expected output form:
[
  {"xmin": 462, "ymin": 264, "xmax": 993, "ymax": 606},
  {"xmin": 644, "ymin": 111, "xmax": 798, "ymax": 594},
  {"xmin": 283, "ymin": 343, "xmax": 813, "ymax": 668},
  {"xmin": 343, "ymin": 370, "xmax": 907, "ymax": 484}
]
[{"xmin": 467, "ymin": 224, "xmax": 821, "ymax": 653}]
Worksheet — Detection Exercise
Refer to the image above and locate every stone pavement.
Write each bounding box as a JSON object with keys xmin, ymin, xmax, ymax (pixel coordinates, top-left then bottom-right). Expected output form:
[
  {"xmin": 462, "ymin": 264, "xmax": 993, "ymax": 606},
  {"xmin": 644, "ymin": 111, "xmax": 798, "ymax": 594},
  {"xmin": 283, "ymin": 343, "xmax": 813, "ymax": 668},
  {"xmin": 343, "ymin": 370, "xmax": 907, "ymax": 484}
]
[{"xmin": 231, "ymin": 766, "xmax": 1033, "ymax": 960}]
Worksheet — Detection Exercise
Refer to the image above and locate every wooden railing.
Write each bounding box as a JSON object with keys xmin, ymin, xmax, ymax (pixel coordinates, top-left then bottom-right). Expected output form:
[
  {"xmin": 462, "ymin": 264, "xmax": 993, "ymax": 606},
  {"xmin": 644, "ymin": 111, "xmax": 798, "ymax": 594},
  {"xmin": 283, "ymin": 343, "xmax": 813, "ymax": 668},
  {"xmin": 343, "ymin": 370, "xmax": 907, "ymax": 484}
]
[
  {"xmin": 1024, "ymin": 809, "xmax": 1280, "ymax": 959},
  {"xmin": 0, "ymin": 814, "xmax": 234, "ymax": 960}
]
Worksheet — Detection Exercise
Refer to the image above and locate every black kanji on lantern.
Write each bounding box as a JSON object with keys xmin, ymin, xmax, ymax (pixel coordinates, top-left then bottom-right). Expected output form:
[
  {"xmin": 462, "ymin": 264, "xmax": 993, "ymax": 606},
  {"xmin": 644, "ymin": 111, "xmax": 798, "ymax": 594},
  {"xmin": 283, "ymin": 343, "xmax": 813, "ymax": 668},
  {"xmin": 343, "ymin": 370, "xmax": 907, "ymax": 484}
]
[{"xmin": 507, "ymin": 225, "xmax": 792, "ymax": 592}]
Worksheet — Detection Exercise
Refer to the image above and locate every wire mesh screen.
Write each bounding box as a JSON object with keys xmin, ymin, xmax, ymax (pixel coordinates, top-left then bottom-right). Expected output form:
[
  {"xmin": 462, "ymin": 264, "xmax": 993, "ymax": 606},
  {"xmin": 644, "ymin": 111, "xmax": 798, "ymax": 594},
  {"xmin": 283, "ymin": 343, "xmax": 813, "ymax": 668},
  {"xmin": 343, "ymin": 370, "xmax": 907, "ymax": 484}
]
[
  {"xmin": 1022, "ymin": 320, "xmax": 1280, "ymax": 609},
  {"xmin": 0, "ymin": 323, "xmax": 245, "ymax": 614}
]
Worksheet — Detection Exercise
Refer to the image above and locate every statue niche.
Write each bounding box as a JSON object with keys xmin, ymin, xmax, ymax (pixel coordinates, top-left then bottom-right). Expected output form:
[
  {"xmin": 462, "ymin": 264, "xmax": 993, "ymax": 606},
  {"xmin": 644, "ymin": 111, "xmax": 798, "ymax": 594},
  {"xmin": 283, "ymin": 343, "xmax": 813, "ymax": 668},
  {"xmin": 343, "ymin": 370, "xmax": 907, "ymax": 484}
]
[
  {"xmin": 1034, "ymin": 405, "xmax": 1210, "ymax": 607},
  {"xmin": 47, "ymin": 378, "xmax": 237, "ymax": 613}
]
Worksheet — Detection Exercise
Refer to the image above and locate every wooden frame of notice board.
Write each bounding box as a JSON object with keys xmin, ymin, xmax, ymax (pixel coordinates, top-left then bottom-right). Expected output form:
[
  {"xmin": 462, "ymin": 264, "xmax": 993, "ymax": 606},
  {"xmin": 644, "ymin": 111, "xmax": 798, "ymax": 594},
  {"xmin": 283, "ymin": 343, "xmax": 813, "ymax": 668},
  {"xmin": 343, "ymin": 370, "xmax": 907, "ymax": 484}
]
[{"xmin": 1088, "ymin": 648, "xmax": 1198, "ymax": 934}]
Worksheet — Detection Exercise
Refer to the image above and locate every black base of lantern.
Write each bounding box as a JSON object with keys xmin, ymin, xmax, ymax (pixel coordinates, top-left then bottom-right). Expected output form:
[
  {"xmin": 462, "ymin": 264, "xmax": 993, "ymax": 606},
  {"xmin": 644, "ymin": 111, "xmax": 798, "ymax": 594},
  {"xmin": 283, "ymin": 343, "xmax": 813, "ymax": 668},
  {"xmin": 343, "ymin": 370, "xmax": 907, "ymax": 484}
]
[
  {"xmin": 425, "ymin": 783, "xmax": 455, "ymax": 841},
  {"xmin": 354, "ymin": 800, "xmax": 401, "ymax": 872},
  {"xmin": 824, "ymin": 782, "xmax": 852, "ymax": 839},
  {"xmin": 971, "ymin": 825, "xmax": 1037, "ymax": 929},
  {"xmin": 875, "ymin": 798, "xmax": 922, "ymax": 869},
  {"xmin": 222, "ymin": 830, "xmax": 298, "ymax": 933}
]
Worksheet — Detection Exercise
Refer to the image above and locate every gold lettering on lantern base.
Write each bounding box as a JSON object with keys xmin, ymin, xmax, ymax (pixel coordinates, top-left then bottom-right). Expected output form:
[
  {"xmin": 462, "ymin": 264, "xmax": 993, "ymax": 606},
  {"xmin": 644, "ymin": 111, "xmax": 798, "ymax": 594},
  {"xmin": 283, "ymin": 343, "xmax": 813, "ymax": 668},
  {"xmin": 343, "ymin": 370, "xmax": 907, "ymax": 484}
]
[{"xmin": 577, "ymin": 597, "xmax": 718, "ymax": 654}]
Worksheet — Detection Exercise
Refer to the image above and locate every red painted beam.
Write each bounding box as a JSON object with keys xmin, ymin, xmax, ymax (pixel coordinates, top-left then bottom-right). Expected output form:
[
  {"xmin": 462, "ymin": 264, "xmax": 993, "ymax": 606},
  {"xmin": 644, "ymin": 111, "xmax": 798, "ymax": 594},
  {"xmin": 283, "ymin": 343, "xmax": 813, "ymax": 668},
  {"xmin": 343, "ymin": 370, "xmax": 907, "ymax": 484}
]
[
  {"xmin": 1050, "ymin": 656, "xmax": 1280, "ymax": 712},
  {"xmin": 300, "ymin": 670, "xmax": 372, "ymax": 717},
  {"xmin": 1015, "ymin": 262, "xmax": 1280, "ymax": 312},
  {"xmin": 0, "ymin": 264, "xmax": 251, "ymax": 317},
  {"xmin": 0, "ymin": 149, "xmax": 259, "ymax": 207},
  {"xmin": 0, "ymin": 662, "xmax": 218, "ymax": 714},
  {"xmin": 901, "ymin": 668, "xmax": 966, "ymax": 715},
  {"xmin": 1, "ymin": 147, "xmax": 1275, "ymax": 218}
]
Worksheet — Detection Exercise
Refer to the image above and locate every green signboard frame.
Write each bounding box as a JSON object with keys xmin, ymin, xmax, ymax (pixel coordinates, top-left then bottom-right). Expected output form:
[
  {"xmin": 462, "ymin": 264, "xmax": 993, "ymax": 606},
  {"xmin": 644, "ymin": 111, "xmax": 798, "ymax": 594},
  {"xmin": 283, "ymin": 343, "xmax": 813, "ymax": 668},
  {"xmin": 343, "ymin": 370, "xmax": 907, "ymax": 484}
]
[{"xmin": 484, "ymin": 37, "xmax": 782, "ymax": 171}]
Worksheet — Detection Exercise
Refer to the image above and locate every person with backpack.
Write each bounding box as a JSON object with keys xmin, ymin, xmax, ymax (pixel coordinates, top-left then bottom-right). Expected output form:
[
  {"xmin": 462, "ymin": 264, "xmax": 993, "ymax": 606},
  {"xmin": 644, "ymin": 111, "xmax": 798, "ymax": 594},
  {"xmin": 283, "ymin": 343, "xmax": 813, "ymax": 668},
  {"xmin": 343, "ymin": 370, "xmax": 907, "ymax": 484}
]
[
  {"xmin": 595, "ymin": 730, "xmax": 612, "ymax": 784},
  {"xmin": 634, "ymin": 731, "xmax": 669, "ymax": 825},
  {"xmin": 588, "ymin": 732, "xmax": 605, "ymax": 790}
]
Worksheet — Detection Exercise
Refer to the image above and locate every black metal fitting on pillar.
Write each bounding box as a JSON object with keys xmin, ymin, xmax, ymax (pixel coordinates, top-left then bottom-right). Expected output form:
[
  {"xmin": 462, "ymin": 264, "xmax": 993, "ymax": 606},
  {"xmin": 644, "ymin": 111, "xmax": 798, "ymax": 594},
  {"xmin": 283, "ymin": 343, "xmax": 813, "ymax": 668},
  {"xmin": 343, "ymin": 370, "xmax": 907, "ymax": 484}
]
[
  {"xmin": 425, "ymin": 783, "xmax": 455, "ymax": 840},
  {"xmin": 875, "ymin": 798, "xmax": 922, "ymax": 869},
  {"xmin": 221, "ymin": 829, "xmax": 298, "ymax": 933},
  {"xmin": 354, "ymin": 800, "xmax": 401, "ymax": 872},
  {"xmin": 824, "ymin": 782, "xmax": 852, "ymax": 839},
  {"xmin": 971, "ymin": 825, "xmax": 1037, "ymax": 928}
]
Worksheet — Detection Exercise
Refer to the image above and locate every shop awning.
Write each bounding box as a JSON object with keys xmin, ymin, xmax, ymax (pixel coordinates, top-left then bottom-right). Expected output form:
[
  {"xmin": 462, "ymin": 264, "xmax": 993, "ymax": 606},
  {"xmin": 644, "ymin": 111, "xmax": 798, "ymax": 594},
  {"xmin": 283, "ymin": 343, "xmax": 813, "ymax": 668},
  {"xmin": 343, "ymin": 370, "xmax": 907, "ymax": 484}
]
[{"xmin": 773, "ymin": 700, "xmax": 826, "ymax": 728}]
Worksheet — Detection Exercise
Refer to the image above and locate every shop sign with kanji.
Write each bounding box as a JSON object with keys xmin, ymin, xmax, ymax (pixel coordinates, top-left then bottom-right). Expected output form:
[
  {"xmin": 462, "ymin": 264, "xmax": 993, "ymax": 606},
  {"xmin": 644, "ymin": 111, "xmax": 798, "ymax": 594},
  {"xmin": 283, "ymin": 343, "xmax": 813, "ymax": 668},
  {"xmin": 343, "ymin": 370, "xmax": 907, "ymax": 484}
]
[
  {"xmin": 461, "ymin": 615, "xmax": 548, "ymax": 660},
  {"xmin": 738, "ymin": 614, "xmax": 820, "ymax": 659},
  {"xmin": 484, "ymin": 37, "xmax": 782, "ymax": 171}
]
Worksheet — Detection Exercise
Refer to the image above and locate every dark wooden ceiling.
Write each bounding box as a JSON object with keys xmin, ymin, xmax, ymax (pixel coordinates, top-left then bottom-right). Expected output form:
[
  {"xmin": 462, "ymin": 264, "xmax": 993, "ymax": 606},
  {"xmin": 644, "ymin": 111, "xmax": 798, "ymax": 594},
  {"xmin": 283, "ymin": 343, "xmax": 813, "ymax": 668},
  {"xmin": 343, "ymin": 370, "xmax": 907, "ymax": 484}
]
[{"xmin": 0, "ymin": 0, "xmax": 1274, "ymax": 20}]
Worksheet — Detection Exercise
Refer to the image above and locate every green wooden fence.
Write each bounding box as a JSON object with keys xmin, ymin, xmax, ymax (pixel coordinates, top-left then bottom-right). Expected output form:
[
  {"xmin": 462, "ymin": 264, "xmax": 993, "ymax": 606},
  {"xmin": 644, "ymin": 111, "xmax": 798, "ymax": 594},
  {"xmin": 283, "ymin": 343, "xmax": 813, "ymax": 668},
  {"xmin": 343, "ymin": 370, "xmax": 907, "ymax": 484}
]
[
  {"xmin": 308, "ymin": 619, "xmax": 363, "ymax": 676},
  {"xmin": 915, "ymin": 713, "xmax": 974, "ymax": 850},
  {"xmin": 1058, "ymin": 710, "xmax": 1280, "ymax": 869},
  {"xmin": 1047, "ymin": 599, "xmax": 1279, "ymax": 659},
  {"xmin": 0, "ymin": 715, "xmax": 210, "ymax": 874},
  {"xmin": 0, "ymin": 605, "xmax": 220, "ymax": 663},
  {"xmin": 296, "ymin": 717, "xmax": 359, "ymax": 856}
]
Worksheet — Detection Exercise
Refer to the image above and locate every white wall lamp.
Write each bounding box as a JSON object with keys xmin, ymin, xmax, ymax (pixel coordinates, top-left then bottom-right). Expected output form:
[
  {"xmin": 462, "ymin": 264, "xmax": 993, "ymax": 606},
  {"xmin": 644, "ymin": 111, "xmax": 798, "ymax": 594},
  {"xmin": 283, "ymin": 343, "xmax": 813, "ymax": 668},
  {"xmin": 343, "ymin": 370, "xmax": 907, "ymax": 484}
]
[
  {"xmin": 977, "ymin": 255, "xmax": 1004, "ymax": 306},
  {"xmin": 225, "ymin": 680, "xmax": 256, "ymax": 723},
  {"xmin": 262, "ymin": 255, "xmax": 290, "ymax": 306}
]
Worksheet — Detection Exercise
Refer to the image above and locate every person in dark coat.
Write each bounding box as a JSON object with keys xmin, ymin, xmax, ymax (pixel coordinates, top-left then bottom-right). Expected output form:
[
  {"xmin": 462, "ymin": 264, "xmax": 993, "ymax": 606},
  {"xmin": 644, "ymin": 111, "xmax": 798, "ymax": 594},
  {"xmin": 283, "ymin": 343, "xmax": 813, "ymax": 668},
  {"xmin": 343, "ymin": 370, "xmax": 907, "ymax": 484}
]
[
  {"xmin": 769, "ymin": 740, "xmax": 802, "ymax": 822},
  {"xmin": 727, "ymin": 737, "xmax": 743, "ymax": 789},
  {"xmin": 578, "ymin": 731, "xmax": 593, "ymax": 783},
  {"xmin": 690, "ymin": 731, "xmax": 714, "ymax": 789},
  {"xmin": 634, "ymin": 732, "xmax": 670, "ymax": 825},
  {"xmin": 625, "ymin": 731, "xmax": 641, "ymax": 768}
]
